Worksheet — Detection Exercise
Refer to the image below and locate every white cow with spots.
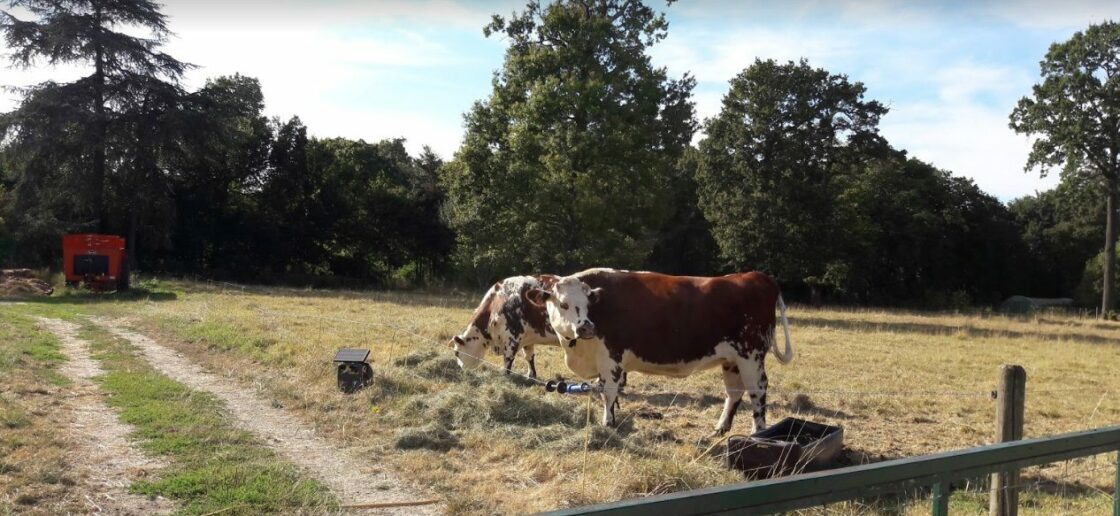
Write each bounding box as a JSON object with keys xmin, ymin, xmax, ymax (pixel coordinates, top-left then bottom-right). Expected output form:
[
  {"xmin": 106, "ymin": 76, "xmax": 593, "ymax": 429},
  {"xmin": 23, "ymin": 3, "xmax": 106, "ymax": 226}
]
[{"xmin": 449, "ymin": 275, "xmax": 561, "ymax": 379}]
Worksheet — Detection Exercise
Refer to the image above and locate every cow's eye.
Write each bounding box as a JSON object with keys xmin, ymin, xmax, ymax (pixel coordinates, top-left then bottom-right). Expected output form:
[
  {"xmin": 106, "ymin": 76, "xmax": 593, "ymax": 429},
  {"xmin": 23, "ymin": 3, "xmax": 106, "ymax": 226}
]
[{"xmin": 559, "ymin": 302, "xmax": 569, "ymax": 310}]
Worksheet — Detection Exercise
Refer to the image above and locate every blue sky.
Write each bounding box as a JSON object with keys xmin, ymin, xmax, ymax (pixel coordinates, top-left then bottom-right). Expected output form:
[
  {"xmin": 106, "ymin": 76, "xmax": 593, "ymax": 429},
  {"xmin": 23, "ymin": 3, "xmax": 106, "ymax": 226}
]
[{"xmin": 2, "ymin": 0, "xmax": 1119, "ymax": 200}]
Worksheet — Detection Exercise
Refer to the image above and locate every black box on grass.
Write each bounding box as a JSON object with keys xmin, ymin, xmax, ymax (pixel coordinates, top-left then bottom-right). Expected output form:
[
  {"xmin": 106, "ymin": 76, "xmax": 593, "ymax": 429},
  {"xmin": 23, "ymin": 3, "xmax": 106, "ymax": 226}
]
[{"xmin": 333, "ymin": 348, "xmax": 373, "ymax": 394}]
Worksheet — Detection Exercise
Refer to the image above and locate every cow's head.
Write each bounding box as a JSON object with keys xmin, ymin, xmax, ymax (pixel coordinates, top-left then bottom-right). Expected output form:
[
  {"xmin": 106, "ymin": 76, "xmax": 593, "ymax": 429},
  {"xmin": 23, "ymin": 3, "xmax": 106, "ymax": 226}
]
[
  {"xmin": 449, "ymin": 324, "xmax": 491, "ymax": 370},
  {"xmin": 526, "ymin": 276, "xmax": 600, "ymax": 341},
  {"xmin": 450, "ymin": 279, "xmax": 534, "ymax": 371}
]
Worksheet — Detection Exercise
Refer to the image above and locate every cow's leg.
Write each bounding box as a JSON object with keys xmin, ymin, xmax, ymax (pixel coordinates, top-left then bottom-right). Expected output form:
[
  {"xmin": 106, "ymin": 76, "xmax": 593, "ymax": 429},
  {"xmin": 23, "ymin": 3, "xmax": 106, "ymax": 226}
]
[
  {"xmin": 522, "ymin": 344, "xmax": 538, "ymax": 379},
  {"xmin": 597, "ymin": 360, "xmax": 624, "ymax": 427},
  {"xmin": 735, "ymin": 354, "xmax": 769, "ymax": 433},
  {"xmin": 502, "ymin": 338, "xmax": 521, "ymax": 374},
  {"xmin": 715, "ymin": 362, "xmax": 745, "ymax": 435}
]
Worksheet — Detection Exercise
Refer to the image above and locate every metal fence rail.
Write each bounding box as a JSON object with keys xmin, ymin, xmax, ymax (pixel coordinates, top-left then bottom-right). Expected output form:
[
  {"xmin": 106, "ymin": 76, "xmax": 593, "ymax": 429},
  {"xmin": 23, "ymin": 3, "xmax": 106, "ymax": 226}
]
[{"xmin": 544, "ymin": 425, "xmax": 1120, "ymax": 516}]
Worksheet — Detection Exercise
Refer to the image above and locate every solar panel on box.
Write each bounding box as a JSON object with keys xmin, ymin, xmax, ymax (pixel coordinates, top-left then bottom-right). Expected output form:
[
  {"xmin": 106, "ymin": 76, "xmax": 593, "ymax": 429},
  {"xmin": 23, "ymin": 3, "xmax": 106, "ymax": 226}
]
[{"xmin": 333, "ymin": 348, "xmax": 372, "ymax": 393}]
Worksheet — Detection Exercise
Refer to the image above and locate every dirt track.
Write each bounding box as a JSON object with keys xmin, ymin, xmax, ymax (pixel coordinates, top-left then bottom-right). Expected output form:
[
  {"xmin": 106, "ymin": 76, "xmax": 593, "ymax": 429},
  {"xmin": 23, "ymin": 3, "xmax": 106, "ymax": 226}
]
[
  {"xmin": 38, "ymin": 318, "xmax": 175, "ymax": 515},
  {"xmin": 91, "ymin": 317, "xmax": 441, "ymax": 514}
]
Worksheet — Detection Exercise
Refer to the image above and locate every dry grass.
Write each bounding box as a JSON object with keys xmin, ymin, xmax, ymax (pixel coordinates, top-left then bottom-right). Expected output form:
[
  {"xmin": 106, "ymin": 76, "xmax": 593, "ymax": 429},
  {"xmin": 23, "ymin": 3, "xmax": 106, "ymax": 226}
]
[
  {"xmin": 20, "ymin": 281, "xmax": 1120, "ymax": 514},
  {"xmin": 0, "ymin": 311, "xmax": 84, "ymax": 514}
]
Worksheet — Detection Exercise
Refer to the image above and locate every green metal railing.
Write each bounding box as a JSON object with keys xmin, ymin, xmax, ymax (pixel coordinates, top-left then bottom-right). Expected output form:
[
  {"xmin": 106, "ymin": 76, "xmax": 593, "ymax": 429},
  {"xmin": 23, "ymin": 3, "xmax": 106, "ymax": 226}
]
[{"xmin": 544, "ymin": 425, "xmax": 1120, "ymax": 516}]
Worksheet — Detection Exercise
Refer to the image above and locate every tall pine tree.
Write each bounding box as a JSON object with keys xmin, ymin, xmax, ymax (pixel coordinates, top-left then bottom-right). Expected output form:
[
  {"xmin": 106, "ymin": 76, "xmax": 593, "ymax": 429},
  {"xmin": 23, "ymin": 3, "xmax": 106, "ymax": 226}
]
[{"xmin": 1, "ymin": 0, "xmax": 189, "ymax": 245}]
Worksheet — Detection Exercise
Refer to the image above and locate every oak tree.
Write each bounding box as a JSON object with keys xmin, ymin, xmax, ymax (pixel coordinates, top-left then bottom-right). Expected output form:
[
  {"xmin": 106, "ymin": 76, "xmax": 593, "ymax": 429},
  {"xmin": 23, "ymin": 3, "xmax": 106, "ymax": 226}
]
[{"xmin": 1010, "ymin": 21, "xmax": 1120, "ymax": 315}]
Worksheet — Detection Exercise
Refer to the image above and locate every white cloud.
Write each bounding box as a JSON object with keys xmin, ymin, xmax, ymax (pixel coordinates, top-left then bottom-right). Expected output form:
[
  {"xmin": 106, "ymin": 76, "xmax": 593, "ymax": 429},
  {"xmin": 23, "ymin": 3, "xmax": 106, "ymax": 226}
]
[
  {"xmin": 983, "ymin": 0, "xmax": 1120, "ymax": 29},
  {"xmin": 880, "ymin": 63, "xmax": 1056, "ymax": 199},
  {"xmin": 651, "ymin": 15, "xmax": 1066, "ymax": 200},
  {"xmin": 159, "ymin": 0, "xmax": 504, "ymax": 31},
  {"xmin": 295, "ymin": 102, "xmax": 465, "ymax": 157},
  {"xmin": 881, "ymin": 101, "xmax": 1059, "ymax": 200},
  {"xmin": 4, "ymin": 0, "xmax": 1117, "ymax": 191},
  {"xmin": 1, "ymin": 2, "xmax": 493, "ymax": 158},
  {"xmin": 163, "ymin": 24, "xmax": 474, "ymax": 156},
  {"xmin": 653, "ymin": 25, "xmax": 856, "ymax": 84},
  {"xmin": 933, "ymin": 64, "xmax": 1029, "ymax": 104}
]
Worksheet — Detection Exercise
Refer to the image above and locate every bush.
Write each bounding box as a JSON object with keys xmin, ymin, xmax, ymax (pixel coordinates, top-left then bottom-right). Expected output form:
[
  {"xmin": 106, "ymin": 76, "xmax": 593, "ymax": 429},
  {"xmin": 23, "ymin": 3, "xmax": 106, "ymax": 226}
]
[{"xmin": 1076, "ymin": 249, "xmax": 1117, "ymax": 306}]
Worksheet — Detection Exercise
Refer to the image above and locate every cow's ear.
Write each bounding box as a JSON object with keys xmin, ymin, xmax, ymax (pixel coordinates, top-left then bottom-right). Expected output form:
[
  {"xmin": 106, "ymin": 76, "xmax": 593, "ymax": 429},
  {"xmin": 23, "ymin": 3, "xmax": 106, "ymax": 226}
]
[
  {"xmin": 587, "ymin": 287, "xmax": 603, "ymax": 304},
  {"xmin": 451, "ymin": 335, "xmax": 465, "ymax": 348},
  {"xmin": 526, "ymin": 288, "xmax": 552, "ymax": 307}
]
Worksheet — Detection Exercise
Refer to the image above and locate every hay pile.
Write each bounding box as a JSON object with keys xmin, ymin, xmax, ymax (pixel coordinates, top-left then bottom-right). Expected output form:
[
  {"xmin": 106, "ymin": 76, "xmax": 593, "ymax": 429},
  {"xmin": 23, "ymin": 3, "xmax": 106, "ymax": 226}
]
[{"xmin": 0, "ymin": 269, "xmax": 53, "ymax": 297}]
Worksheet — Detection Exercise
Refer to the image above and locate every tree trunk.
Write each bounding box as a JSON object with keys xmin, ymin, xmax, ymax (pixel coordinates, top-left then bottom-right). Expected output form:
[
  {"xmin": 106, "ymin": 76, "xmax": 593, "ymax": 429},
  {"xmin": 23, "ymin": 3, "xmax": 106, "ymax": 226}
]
[
  {"xmin": 92, "ymin": 6, "xmax": 108, "ymax": 233},
  {"xmin": 126, "ymin": 204, "xmax": 138, "ymax": 271},
  {"xmin": 1103, "ymin": 183, "xmax": 1118, "ymax": 317}
]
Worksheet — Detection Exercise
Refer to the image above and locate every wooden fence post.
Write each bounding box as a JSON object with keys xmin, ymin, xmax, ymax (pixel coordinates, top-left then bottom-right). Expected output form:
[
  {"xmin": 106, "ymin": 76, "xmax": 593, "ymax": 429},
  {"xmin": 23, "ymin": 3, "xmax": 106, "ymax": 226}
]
[
  {"xmin": 990, "ymin": 364, "xmax": 1026, "ymax": 516},
  {"xmin": 1113, "ymin": 451, "xmax": 1119, "ymax": 516}
]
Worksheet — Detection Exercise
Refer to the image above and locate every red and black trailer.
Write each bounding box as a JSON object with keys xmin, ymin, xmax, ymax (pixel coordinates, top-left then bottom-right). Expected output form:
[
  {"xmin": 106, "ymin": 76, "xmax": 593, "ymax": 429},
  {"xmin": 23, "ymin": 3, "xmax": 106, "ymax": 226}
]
[{"xmin": 62, "ymin": 234, "xmax": 129, "ymax": 291}]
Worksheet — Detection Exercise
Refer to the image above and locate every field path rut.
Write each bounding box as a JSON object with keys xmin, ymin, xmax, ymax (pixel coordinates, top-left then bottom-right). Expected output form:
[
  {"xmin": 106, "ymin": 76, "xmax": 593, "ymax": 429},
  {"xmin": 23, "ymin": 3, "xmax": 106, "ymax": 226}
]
[
  {"xmin": 38, "ymin": 318, "xmax": 175, "ymax": 515},
  {"xmin": 90, "ymin": 317, "xmax": 441, "ymax": 514}
]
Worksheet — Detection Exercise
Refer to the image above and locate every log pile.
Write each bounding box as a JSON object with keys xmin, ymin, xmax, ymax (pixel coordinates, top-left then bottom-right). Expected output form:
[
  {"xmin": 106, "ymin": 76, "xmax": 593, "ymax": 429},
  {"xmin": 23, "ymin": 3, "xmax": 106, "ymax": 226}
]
[{"xmin": 0, "ymin": 269, "xmax": 54, "ymax": 297}]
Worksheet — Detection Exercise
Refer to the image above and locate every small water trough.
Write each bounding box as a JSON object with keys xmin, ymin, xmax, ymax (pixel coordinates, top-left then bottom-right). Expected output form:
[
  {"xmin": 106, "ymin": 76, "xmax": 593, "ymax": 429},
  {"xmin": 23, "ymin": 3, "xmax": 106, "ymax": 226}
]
[{"xmin": 726, "ymin": 417, "xmax": 844, "ymax": 478}]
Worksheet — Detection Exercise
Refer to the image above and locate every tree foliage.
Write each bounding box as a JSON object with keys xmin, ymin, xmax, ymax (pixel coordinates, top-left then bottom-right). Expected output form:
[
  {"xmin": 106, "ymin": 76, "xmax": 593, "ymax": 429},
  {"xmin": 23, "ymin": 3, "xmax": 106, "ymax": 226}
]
[
  {"xmin": 1, "ymin": 0, "xmax": 190, "ymax": 238},
  {"xmin": 1009, "ymin": 175, "xmax": 1104, "ymax": 299},
  {"xmin": 1009, "ymin": 21, "xmax": 1120, "ymax": 313},
  {"xmin": 697, "ymin": 59, "xmax": 888, "ymax": 297},
  {"xmin": 442, "ymin": 0, "xmax": 696, "ymax": 282},
  {"xmin": 845, "ymin": 156, "xmax": 1024, "ymax": 305},
  {"xmin": 1, "ymin": 1, "xmax": 1116, "ymax": 308}
]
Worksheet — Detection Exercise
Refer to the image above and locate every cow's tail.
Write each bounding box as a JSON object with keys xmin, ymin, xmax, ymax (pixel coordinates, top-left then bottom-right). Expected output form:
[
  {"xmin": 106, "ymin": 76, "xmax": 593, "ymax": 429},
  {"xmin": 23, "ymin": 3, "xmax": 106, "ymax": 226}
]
[{"xmin": 770, "ymin": 294, "xmax": 794, "ymax": 364}]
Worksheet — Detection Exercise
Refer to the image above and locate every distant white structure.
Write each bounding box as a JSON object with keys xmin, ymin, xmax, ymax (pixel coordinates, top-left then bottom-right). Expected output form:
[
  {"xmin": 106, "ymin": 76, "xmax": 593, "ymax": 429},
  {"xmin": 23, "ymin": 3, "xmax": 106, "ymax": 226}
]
[{"xmin": 1000, "ymin": 296, "xmax": 1074, "ymax": 314}]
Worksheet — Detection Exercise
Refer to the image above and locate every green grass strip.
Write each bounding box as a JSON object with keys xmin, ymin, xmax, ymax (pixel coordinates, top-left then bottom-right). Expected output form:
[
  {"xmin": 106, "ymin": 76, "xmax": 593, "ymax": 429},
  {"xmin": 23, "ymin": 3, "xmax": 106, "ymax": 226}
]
[
  {"xmin": 78, "ymin": 323, "xmax": 336, "ymax": 515},
  {"xmin": 0, "ymin": 310, "xmax": 67, "ymax": 431},
  {"xmin": 0, "ymin": 310, "xmax": 68, "ymax": 385}
]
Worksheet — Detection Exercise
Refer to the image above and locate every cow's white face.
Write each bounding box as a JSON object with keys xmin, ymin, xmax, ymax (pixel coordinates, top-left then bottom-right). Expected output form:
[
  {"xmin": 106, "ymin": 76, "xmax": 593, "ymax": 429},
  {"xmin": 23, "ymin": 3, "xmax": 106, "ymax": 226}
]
[
  {"xmin": 527, "ymin": 277, "xmax": 600, "ymax": 341},
  {"xmin": 450, "ymin": 325, "xmax": 489, "ymax": 370}
]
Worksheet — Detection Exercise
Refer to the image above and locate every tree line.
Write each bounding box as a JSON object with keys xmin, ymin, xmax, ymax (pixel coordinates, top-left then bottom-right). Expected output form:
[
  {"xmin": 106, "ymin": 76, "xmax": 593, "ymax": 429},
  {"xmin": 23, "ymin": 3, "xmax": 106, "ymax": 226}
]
[{"xmin": 1, "ymin": 0, "xmax": 1117, "ymax": 312}]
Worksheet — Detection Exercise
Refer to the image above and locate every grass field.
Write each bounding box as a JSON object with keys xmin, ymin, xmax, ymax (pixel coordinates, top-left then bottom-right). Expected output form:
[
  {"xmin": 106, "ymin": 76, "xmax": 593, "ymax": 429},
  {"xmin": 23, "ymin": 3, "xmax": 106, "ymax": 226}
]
[
  {"xmin": 3, "ymin": 278, "xmax": 1120, "ymax": 514},
  {"xmin": 0, "ymin": 312, "xmax": 79, "ymax": 514},
  {"xmin": 78, "ymin": 322, "xmax": 335, "ymax": 514}
]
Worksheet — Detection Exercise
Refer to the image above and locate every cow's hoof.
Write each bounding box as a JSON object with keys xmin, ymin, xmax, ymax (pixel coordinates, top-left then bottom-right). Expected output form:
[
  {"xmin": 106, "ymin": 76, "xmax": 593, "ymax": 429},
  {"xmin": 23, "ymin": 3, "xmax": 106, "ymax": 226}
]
[{"xmin": 710, "ymin": 427, "xmax": 730, "ymax": 438}]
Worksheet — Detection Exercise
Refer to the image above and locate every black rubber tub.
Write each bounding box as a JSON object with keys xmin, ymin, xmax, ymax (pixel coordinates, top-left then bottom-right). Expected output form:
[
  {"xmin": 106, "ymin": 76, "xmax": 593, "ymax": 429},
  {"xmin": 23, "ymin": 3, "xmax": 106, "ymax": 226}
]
[{"xmin": 726, "ymin": 417, "xmax": 844, "ymax": 478}]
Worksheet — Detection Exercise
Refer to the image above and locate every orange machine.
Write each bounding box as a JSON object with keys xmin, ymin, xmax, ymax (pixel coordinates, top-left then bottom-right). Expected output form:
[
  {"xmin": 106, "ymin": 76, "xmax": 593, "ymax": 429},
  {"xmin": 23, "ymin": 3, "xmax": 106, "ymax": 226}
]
[{"xmin": 63, "ymin": 234, "xmax": 129, "ymax": 291}]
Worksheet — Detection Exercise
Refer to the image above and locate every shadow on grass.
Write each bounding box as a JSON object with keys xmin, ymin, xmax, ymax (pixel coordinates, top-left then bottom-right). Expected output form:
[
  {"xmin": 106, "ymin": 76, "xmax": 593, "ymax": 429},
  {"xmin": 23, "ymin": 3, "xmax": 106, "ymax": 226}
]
[
  {"xmin": 1036, "ymin": 316, "xmax": 1120, "ymax": 332},
  {"xmin": 772, "ymin": 400, "xmax": 856, "ymax": 421},
  {"xmin": 762, "ymin": 449, "xmax": 1115, "ymax": 514},
  {"xmin": 172, "ymin": 279, "xmax": 476, "ymax": 309},
  {"xmin": 1018, "ymin": 471, "xmax": 1114, "ymax": 498},
  {"xmin": 834, "ymin": 446, "xmax": 895, "ymax": 468},
  {"xmin": 13, "ymin": 287, "xmax": 177, "ymax": 305},
  {"xmin": 626, "ymin": 391, "xmax": 724, "ymax": 407},
  {"xmin": 791, "ymin": 315, "xmax": 1120, "ymax": 346}
]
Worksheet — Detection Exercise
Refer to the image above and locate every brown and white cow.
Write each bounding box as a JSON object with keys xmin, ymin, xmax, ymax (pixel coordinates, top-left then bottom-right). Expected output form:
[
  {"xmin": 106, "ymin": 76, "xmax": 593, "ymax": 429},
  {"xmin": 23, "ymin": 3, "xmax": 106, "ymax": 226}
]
[
  {"xmin": 448, "ymin": 275, "xmax": 560, "ymax": 379},
  {"xmin": 526, "ymin": 268, "xmax": 793, "ymax": 434}
]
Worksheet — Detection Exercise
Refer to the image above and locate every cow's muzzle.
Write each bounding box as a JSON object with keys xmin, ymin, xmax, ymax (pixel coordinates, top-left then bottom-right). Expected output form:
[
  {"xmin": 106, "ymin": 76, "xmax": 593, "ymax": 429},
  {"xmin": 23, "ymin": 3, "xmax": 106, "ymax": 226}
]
[{"xmin": 576, "ymin": 321, "xmax": 596, "ymax": 339}]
